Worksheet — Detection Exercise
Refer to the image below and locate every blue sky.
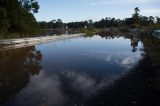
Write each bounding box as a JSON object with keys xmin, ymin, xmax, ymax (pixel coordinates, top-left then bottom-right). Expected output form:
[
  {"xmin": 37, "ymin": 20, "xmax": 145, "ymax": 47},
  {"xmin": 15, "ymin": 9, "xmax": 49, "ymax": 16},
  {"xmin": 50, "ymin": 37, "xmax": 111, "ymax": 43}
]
[{"xmin": 35, "ymin": 0, "xmax": 160, "ymax": 22}]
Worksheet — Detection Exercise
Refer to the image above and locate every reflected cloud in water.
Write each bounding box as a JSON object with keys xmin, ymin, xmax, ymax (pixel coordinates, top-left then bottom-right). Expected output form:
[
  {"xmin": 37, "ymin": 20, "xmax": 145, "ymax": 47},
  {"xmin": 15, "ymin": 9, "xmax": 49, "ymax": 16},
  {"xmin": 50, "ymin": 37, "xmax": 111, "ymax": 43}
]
[
  {"xmin": 12, "ymin": 69, "xmax": 122, "ymax": 106},
  {"xmin": 14, "ymin": 70, "xmax": 66, "ymax": 106},
  {"xmin": 81, "ymin": 49, "xmax": 143, "ymax": 69},
  {"xmin": 0, "ymin": 35, "xmax": 145, "ymax": 106},
  {"xmin": 62, "ymin": 70, "xmax": 118, "ymax": 95}
]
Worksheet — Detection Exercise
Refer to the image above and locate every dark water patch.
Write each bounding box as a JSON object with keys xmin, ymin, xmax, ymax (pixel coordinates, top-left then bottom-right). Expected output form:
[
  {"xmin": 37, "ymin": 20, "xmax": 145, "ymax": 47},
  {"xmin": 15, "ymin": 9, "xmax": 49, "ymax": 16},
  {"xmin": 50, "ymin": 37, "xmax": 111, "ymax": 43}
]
[{"xmin": 0, "ymin": 46, "xmax": 42, "ymax": 105}]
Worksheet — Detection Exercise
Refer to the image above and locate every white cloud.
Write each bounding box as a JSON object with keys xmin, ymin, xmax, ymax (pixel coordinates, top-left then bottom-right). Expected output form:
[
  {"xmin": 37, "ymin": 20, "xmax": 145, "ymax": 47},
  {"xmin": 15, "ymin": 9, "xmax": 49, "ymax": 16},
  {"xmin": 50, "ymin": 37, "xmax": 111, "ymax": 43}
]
[
  {"xmin": 82, "ymin": 0, "xmax": 159, "ymax": 5},
  {"xmin": 142, "ymin": 9, "xmax": 160, "ymax": 14}
]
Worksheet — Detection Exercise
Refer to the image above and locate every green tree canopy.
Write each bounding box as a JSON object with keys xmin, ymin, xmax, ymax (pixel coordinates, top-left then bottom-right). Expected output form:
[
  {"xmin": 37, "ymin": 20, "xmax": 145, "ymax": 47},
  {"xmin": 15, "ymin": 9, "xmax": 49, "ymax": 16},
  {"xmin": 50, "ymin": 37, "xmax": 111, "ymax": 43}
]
[{"xmin": 0, "ymin": 0, "xmax": 40, "ymax": 38}]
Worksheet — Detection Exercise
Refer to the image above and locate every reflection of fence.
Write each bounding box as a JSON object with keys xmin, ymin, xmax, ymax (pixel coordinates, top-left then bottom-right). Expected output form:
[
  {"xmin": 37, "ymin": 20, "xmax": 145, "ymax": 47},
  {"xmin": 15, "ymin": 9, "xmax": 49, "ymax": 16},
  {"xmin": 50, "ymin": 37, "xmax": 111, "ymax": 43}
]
[{"xmin": 0, "ymin": 34, "xmax": 84, "ymax": 51}]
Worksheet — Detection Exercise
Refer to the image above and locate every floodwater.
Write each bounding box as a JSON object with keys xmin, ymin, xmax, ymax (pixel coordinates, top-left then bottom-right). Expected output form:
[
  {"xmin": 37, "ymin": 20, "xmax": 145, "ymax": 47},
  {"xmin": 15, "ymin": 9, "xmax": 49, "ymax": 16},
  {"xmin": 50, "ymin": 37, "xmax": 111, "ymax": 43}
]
[{"xmin": 0, "ymin": 34, "xmax": 160, "ymax": 106}]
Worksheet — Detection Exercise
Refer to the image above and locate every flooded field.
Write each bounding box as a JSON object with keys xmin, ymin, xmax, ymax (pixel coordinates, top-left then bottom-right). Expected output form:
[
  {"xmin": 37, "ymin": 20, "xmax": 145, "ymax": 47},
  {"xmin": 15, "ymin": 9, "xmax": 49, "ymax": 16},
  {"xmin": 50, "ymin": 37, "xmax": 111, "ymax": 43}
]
[{"xmin": 0, "ymin": 34, "xmax": 160, "ymax": 106}]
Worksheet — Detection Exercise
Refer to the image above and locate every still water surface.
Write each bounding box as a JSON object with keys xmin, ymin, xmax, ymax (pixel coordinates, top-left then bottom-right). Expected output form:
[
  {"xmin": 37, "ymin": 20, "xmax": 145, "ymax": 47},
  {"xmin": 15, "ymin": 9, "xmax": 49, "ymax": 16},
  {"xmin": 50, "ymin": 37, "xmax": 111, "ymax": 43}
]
[{"xmin": 0, "ymin": 35, "xmax": 144, "ymax": 106}]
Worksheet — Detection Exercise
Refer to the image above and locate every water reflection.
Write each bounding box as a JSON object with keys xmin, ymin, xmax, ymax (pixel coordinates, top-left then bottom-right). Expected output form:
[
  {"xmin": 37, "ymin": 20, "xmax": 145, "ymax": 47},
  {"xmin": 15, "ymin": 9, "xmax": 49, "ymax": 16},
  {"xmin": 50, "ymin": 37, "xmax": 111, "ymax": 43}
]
[
  {"xmin": 7, "ymin": 69, "xmax": 122, "ymax": 106},
  {"xmin": 0, "ymin": 46, "xmax": 42, "ymax": 104},
  {"xmin": 86, "ymin": 34, "xmax": 160, "ymax": 106},
  {"xmin": 0, "ymin": 34, "xmax": 148, "ymax": 106},
  {"xmin": 13, "ymin": 71, "xmax": 66, "ymax": 106},
  {"xmin": 131, "ymin": 37, "xmax": 140, "ymax": 52}
]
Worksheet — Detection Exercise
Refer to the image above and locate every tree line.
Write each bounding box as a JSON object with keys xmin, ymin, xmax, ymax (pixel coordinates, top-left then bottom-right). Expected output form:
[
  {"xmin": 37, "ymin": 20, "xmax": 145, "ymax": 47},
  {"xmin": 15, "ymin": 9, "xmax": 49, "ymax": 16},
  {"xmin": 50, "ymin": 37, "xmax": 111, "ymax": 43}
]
[
  {"xmin": 39, "ymin": 16, "xmax": 160, "ymax": 29},
  {"xmin": 0, "ymin": 0, "xmax": 39, "ymax": 38},
  {"xmin": 39, "ymin": 7, "xmax": 160, "ymax": 30},
  {"xmin": 0, "ymin": 4, "xmax": 160, "ymax": 39}
]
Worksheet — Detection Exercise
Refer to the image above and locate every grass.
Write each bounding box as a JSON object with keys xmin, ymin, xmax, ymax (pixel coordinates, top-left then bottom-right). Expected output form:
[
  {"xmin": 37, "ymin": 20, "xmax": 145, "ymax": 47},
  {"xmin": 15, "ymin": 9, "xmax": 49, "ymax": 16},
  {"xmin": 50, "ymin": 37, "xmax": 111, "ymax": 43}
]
[{"xmin": 82, "ymin": 28, "xmax": 97, "ymax": 36}]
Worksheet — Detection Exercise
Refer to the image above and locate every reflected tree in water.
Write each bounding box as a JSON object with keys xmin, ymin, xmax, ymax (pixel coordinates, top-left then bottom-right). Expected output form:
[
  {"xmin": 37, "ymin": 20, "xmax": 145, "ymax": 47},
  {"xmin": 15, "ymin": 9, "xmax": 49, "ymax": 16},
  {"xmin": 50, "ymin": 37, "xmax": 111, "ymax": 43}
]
[
  {"xmin": 97, "ymin": 31, "xmax": 141, "ymax": 53},
  {"xmin": 86, "ymin": 35, "xmax": 160, "ymax": 106},
  {"xmin": 0, "ymin": 46, "xmax": 42, "ymax": 104},
  {"xmin": 131, "ymin": 37, "xmax": 139, "ymax": 52}
]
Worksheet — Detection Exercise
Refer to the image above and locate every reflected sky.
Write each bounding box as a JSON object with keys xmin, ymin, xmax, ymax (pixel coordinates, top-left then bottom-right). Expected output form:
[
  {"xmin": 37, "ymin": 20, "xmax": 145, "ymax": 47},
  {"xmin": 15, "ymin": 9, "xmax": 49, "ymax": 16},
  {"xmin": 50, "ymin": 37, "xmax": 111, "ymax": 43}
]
[
  {"xmin": 37, "ymin": 36, "xmax": 143, "ymax": 74},
  {"xmin": 0, "ymin": 35, "xmax": 144, "ymax": 106}
]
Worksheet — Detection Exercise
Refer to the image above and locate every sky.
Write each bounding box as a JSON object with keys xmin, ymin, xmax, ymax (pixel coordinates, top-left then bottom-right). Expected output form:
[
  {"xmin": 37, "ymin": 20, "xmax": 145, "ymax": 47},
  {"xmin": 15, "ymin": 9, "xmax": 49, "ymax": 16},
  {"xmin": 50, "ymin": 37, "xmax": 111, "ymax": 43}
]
[{"xmin": 34, "ymin": 0, "xmax": 160, "ymax": 23}]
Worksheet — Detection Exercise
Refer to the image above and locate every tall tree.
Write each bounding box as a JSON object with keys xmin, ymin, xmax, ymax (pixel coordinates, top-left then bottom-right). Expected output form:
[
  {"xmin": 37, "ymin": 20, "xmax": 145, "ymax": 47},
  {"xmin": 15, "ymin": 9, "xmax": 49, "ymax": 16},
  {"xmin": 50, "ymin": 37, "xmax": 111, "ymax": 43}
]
[{"xmin": 132, "ymin": 7, "xmax": 141, "ymax": 28}]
